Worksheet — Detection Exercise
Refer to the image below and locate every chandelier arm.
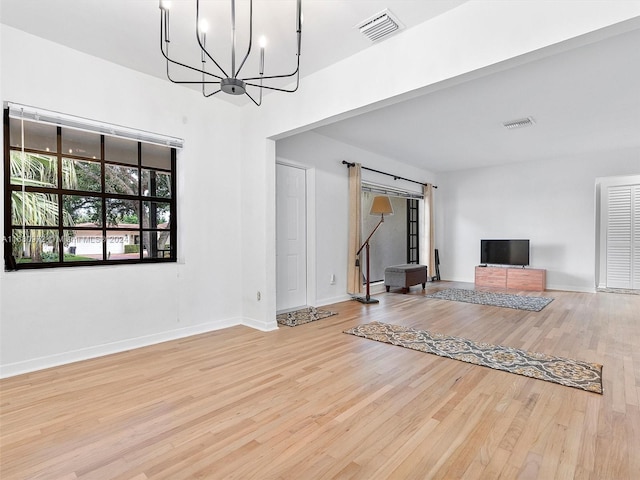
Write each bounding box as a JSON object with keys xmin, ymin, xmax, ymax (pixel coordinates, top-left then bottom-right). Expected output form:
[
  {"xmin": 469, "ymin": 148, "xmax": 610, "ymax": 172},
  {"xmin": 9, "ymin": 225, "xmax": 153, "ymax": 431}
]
[
  {"xmin": 196, "ymin": 0, "xmax": 230, "ymax": 78},
  {"xmin": 242, "ymin": 50, "xmax": 300, "ymax": 82},
  {"xmin": 243, "ymin": 68, "xmax": 298, "ymax": 82},
  {"xmin": 245, "ymin": 89, "xmax": 262, "ymax": 107},
  {"xmin": 203, "ymin": 89, "xmax": 223, "ymax": 98},
  {"xmin": 163, "ymin": 53, "xmax": 225, "ymax": 82},
  {"xmin": 240, "ymin": 1, "xmax": 302, "ymax": 83},
  {"xmin": 167, "ymin": 78, "xmax": 222, "ymax": 85},
  {"xmin": 201, "ymin": 70, "xmax": 206, "ymax": 96},
  {"xmin": 242, "ymin": 64, "xmax": 299, "ymax": 82},
  {"xmin": 161, "ymin": 12, "xmax": 225, "ymax": 81},
  {"xmin": 234, "ymin": 0, "xmax": 253, "ymax": 79},
  {"xmin": 244, "ymin": 80, "xmax": 299, "ymax": 94},
  {"xmin": 162, "ymin": 45, "xmax": 225, "ymax": 81},
  {"xmin": 195, "ymin": 42, "xmax": 228, "ymax": 79}
]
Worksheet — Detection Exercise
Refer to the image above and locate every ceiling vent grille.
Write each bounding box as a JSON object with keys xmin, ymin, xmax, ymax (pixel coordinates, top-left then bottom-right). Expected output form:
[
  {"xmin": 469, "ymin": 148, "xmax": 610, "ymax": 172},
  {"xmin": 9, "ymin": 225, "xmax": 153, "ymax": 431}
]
[
  {"xmin": 357, "ymin": 9, "xmax": 403, "ymax": 42},
  {"xmin": 503, "ymin": 117, "xmax": 536, "ymax": 130}
]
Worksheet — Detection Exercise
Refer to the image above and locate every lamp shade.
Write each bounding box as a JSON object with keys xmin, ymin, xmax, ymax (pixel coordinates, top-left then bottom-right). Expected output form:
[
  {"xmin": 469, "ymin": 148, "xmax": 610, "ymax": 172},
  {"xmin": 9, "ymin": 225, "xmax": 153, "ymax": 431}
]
[{"xmin": 370, "ymin": 195, "xmax": 394, "ymax": 216}]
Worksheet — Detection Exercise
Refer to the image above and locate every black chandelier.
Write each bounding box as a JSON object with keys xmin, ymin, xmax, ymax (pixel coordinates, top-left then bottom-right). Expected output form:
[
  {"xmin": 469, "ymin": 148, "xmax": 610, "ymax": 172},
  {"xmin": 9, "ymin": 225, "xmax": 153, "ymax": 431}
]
[{"xmin": 159, "ymin": 0, "xmax": 302, "ymax": 105}]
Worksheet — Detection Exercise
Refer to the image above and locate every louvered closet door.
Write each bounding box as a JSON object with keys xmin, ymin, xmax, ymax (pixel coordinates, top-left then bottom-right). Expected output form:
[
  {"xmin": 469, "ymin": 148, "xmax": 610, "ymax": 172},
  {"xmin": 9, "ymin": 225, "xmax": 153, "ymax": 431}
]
[
  {"xmin": 634, "ymin": 185, "xmax": 640, "ymax": 289},
  {"xmin": 606, "ymin": 185, "xmax": 639, "ymax": 289}
]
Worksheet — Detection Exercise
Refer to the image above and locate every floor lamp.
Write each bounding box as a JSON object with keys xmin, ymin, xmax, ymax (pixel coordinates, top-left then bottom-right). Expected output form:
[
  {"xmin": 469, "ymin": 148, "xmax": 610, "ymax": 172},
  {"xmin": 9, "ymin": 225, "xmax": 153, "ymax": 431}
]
[{"xmin": 356, "ymin": 195, "xmax": 394, "ymax": 304}]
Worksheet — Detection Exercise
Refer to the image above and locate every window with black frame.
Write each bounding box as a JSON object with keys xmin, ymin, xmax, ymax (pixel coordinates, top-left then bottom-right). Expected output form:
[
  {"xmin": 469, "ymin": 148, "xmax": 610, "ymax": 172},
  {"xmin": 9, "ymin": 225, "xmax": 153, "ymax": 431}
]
[{"xmin": 3, "ymin": 106, "xmax": 178, "ymax": 270}]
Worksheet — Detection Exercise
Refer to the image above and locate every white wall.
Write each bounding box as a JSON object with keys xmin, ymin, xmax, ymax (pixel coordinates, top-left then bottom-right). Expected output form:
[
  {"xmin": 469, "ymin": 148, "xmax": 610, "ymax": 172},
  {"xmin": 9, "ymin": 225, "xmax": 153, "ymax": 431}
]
[
  {"xmin": 436, "ymin": 147, "xmax": 640, "ymax": 291},
  {"xmin": 0, "ymin": 26, "xmax": 247, "ymax": 376},
  {"xmin": 276, "ymin": 131, "xmax": 433, "ymax": 306}
]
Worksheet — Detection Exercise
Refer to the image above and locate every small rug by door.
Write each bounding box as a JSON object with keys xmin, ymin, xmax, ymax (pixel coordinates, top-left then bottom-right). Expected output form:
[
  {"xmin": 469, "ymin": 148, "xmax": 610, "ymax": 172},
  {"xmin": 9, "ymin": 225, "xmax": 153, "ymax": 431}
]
[
  {"xmin": 425, "ymin": 288, "xmax": 553, "ymax": 311},
  {"xmin": 277, "ymin": 307, "xmax": 338, "ymax": 327},
  {"xmin": 344, "ymin": 322, "xmax": 603, "ymax": 394}
]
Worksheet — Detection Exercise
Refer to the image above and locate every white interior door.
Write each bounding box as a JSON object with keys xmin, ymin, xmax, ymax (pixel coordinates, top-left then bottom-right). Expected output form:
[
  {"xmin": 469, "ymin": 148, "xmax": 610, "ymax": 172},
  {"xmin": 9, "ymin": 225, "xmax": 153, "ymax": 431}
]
[{"xmin": 276, "ymin": 163, "xmax": 307, "ymax": 311}]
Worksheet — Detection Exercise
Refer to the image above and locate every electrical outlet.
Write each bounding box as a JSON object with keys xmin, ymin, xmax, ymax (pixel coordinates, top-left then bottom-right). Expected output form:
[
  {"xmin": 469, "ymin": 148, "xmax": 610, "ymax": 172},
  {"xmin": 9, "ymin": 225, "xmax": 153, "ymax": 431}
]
[
  {"xmin": 330, "ymin": 274, "xmax": 336, "ymax": 285},
  {"xmin": 257, "ymin": 291, "xmax": 261, "ymax": 301}
]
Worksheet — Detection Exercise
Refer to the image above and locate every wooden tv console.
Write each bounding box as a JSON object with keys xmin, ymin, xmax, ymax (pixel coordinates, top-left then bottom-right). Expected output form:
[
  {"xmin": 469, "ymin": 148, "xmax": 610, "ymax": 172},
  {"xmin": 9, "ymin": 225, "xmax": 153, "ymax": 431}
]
[{"xmin": 475, "ymin": 266, "xmax": 546, "ymax": 291}]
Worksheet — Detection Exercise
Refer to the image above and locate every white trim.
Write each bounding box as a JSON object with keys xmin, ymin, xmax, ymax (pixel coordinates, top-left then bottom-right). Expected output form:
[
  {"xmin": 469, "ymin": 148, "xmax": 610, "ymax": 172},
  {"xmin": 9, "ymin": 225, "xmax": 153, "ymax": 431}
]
[
  {"xmin": 0, "ymin": 317, "xmax": 244, "ymax": 379},
  {"xmin": 316, "ymin": 294, "xmax": 353, "ymax": 306},
  {"xmin": 5, "ymin": 101, "xmax": 184, "ymax": 149},
  {"xmin": 597, "ymin": 175, "xmax": 640, "ymax": 188},
  {"xmin": 546, "ymin": 284, "xmax": 596, "ymax": 294},
  {"xmin": 306, "ymin": 168, "xmax": 317, "ymax": 307},
  {"xmin": 242, "ymin": 317, "xmax": 279, "ymax": 332}
]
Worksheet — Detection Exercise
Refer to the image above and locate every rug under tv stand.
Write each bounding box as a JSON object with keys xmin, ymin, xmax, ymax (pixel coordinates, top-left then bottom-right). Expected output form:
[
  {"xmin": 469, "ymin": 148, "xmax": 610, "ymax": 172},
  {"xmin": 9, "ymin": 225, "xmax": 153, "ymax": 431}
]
[{"xmin": 475, "ymin": 266, "xmax": 546, "ymax": 291}]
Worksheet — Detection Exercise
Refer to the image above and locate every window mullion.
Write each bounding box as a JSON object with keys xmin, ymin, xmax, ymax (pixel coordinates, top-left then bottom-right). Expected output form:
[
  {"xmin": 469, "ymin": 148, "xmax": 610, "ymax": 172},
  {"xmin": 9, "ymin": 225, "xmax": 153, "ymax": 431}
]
[
  {"xmin": 56, "ymin": 126, "xmax": 63, "ymax": 263},
  {"xmin": 170, "ymin": 149, "xmax": 177, "ymax": 261},
  {"xmin": 138, "ymin": 142, "xmax": 143, "ymax": 260},
  {"xmin": 100, "ymin": 135, "xmax": 108, "ymax": 262}
]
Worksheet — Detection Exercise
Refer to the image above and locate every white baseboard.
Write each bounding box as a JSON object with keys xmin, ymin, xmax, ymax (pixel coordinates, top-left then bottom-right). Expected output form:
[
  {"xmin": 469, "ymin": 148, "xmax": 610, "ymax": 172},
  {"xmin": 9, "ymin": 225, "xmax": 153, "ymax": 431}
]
[
  {"xmin": 316, "ymin": 293, "xmax": 353, "ymax": 307},
  {"xmin": 546, "ymin": 284, "xmax": 596, "ymax": 293},
  {"xmin": 242, "ymin": 317, "xmax": 279, "ymax": 332},
  {"xmin": 0, "ymin": 318, "xmax": 243, "ymax": 379}
]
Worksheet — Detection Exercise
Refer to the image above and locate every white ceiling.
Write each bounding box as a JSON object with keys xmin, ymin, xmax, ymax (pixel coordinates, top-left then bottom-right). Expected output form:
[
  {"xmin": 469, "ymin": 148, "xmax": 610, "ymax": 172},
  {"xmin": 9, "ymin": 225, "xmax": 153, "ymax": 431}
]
[
  {"xmin": 2, "ymin": 1, "xmax": 639, "ymax": 173},
  {"xmin": 0, "ymin": 0, "xmax": 467, "ymax": 88},
  {"xmin": 313, "ymin": 23, "xmax": 640, "ymax": 172}
]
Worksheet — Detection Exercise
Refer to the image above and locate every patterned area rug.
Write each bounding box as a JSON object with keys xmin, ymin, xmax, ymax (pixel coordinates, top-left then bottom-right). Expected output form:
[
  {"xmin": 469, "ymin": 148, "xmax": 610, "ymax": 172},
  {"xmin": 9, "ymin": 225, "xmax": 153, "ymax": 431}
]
[
  {"xmin": 344, "ymin": 322, "xmax": 603, "ymax": 394},
  {"xmin": 277, "ymin": 307, "xmax": 338, "ymax": 327},
  {"xmin": 425, "ymin": 288, "xmax": 553, "ymax": 311}
]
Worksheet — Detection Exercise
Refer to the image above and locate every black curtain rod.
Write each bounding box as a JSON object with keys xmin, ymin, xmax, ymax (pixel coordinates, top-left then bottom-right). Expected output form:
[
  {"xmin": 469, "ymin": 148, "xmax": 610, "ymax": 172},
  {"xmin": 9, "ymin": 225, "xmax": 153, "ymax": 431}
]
[{"xmin": 342, "ymin": 160, "xmax": 437, "ymax": 188}]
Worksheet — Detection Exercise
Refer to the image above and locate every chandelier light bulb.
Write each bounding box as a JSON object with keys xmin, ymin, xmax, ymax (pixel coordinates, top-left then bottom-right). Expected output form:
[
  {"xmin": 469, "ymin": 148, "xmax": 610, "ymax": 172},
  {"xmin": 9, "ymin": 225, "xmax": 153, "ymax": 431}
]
[
  {"xmin": 159, "ymin": 0, "xmax": 171, "ymax": 10},
  {"xmin": 199, "ymin": 18, "xmax": 209, "ymax": 34},
  {"xmin": 259, "ymin": 36, "xmax": 266, "ymax": 75}
]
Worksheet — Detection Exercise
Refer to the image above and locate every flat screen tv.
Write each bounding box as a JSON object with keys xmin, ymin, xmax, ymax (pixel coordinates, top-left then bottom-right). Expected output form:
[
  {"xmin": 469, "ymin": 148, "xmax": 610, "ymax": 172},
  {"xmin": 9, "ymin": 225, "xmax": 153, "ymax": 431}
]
[{"xmin": 481, "ymin": 239, "xmax": 530, "ymax": 267}]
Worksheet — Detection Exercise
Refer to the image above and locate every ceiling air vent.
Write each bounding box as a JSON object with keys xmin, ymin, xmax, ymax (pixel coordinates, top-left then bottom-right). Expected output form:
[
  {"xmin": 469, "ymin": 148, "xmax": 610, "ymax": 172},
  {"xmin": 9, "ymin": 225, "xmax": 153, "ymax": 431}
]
[
  {"xmin": 356, "ymin": 9, "xmax": 403, "ymax": 42},
  {"xmin": 503, "ymin": 117, "xmax": 536, "ymax": 130}
]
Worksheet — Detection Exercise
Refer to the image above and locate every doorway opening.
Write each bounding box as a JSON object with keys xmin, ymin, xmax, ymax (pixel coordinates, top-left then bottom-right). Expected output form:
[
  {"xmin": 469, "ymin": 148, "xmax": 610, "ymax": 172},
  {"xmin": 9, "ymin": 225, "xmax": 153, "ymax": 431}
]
[
  {"xmin": 361, "ymin": 184, "xmax": 423, "ymax": 285},
  {"xmin": 276, "ymin": 163, "xmax": 313, "ymax": 313}
]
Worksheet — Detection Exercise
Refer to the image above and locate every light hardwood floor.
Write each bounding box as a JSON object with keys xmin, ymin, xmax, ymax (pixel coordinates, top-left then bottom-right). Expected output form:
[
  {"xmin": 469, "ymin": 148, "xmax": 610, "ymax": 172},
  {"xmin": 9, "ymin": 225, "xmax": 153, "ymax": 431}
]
[{"xmin": 1, "ymin": 282, "xmax": 639, "ymax": 479}]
